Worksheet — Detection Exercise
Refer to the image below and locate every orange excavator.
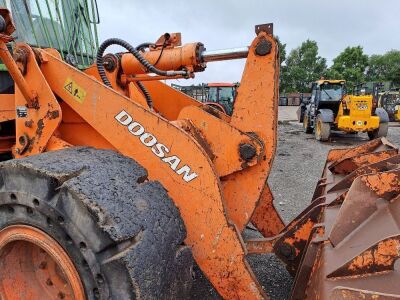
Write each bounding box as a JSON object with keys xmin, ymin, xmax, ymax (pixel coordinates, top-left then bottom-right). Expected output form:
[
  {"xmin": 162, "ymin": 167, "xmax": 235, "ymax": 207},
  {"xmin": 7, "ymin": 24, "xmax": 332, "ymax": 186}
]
[{"xmin": 0, "ymin": 2, "xmax": 399, "ymax": 299}]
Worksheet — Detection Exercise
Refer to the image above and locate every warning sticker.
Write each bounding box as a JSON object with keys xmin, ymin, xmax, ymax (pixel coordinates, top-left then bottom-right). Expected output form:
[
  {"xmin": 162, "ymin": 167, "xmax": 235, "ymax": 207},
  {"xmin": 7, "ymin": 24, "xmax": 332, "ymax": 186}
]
[{"xmin": 64, "ymin": 77, "xmax": 87, "ymax": 103}]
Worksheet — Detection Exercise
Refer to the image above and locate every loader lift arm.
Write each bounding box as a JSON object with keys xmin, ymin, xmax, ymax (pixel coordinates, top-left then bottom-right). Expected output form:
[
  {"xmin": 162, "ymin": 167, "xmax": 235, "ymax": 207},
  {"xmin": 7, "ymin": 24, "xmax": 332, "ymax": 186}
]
[
  {"xmin": 0, "ymin": 9, "xmax": 281, "ymax": 299},
  {"xmin": 0, "ymin": 6, "xmax": 399, "ymax": 300}
]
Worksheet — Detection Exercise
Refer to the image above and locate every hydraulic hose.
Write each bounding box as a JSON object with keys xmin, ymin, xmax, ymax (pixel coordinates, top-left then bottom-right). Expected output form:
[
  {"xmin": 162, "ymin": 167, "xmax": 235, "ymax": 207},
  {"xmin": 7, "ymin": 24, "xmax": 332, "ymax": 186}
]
[
  {"xmin": 134, "ymin": 43, "xmax": 156, "ymax": 109},
  {"xmin": 96, "ymin": 38, "xmax": 188, "ymax": 109},
  {"xmin": 135, "ymin": 42, "xmax": 155, "ymax": 51},
  {"xmin": 136, "ymin": 81, "xmax": 153, "ymax": 108},
  {"xmin": 96, "ymin": 38, "xmax": 188, "ymax": 86}
]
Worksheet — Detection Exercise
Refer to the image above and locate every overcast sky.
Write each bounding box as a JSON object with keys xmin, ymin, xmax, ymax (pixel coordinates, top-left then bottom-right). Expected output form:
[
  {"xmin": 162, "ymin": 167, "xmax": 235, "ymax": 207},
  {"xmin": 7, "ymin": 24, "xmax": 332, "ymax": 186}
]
[{"xmin": 97, "ymin": 0, "xmax": 400, "ymax": 84}]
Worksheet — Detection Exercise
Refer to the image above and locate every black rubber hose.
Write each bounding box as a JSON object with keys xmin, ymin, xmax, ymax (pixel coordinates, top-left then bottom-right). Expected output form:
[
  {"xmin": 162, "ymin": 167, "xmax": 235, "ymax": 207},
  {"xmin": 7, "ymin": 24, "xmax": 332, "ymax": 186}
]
[
  {"xmin": 134, "ymin": 42, "xmax": 155, "ymax": 109},
  {"xmin": 96, "ymin": 40, "xmax": 153, "ymax": 108},
  {"xmin": 136, "ymin": 81, "xmax": 153, "ymax": 109},
  {"xmin": 96, "ymin": 38, "xmax": 187, "ymax": 87},
  {"xmin": 96, "ymin": 38, "xmax": 187, "ymax": 109},
  {"xmin": 135, "ymin": 42, "xmax": 155, "ymax": 51}
]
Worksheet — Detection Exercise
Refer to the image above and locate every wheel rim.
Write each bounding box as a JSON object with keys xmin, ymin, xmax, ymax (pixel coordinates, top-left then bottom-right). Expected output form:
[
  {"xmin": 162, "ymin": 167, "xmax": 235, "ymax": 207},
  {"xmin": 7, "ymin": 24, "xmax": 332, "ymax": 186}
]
[{"xmin": 0, "ymin": 225, "xmax": 85, "ymax": 300}]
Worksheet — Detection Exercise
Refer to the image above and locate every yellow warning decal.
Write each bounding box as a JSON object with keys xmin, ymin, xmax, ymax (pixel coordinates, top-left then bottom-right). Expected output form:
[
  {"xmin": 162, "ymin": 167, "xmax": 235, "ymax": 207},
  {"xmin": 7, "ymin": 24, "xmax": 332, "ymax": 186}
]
[{"xmin": 64, "ymin": 77, "xmax": 87, "ymax": 103}]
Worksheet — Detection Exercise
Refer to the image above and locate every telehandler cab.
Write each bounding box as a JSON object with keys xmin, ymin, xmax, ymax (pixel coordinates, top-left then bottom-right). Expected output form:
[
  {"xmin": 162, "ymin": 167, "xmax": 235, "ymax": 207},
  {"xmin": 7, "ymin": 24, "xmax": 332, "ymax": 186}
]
[
  {"xmin": 303, "ymin": 79, "xmax": 389, "ymax": 141},
  {"xmin": 0, "ymin": 1, "xmax": 399, "ymax": 299},
  {"xmin": 379, "ymin": 89, "xmax": 400, "ymax": 121}
]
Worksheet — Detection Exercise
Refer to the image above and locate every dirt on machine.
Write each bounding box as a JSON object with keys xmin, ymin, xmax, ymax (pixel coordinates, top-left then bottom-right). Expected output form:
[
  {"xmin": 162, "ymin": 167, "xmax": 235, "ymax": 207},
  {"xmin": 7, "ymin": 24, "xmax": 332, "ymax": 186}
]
[
  {"xmin": 0, "ymin": 1, "xmax": 399, "ymax": 299},
  {"xmin": 300, "ymin": 79, "xmax": 389, "ymax": 141}
]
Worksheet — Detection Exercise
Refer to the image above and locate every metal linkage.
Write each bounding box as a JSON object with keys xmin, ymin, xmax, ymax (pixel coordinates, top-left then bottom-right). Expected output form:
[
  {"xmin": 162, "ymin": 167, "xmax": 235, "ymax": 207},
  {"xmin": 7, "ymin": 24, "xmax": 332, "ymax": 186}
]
[{"xmin": 201, "ymin": 47, "xmax": 249, "ymax": 62}]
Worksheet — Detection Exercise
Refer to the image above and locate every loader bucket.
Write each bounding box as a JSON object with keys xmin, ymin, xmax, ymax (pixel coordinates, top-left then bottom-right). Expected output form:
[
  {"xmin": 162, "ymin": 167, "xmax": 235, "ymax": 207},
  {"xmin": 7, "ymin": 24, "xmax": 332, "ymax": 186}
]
[{"xmin": 284, "ymin": 138, "xmax": 400, "ymax": 299}]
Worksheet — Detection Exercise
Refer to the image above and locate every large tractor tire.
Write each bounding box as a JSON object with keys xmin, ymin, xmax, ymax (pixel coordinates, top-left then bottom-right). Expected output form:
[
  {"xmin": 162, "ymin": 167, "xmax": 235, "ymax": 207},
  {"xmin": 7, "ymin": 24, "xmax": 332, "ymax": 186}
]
[
  {"xmin": 303, "ymin": 114, "xmax": 313, "ymax": 134},
  {"xmin": 296, "ymin": 105, "xmax": 305, "ymax": 123},
  {"xmin": 0, "ymin": 147, "xmax": 193, "ymax": 299},
  {"xmin": 368, "ymin": 122, "xmax": 389, "ymax": 140},
  {"xmin": 315, "ymin": 114, "xmax": 331, "ymax": 141}
]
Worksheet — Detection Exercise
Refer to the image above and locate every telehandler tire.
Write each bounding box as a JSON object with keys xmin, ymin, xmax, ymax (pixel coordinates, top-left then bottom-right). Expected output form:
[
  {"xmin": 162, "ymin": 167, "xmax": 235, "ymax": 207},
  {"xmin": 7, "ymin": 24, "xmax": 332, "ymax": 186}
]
[
  {"xmin": 303, "ymin": 114, "xmax": 313, "ymax": 133},
  {"xmin": 368, "ymin": 122, "xmax": 389, "ymax": 140},
  {"xmin": 0, "ymin": 147, "xmax": 193, "ymax": 299},
  {"xmin": 315, "ymin": 114, "xmax": 331, "ymax": 141}
]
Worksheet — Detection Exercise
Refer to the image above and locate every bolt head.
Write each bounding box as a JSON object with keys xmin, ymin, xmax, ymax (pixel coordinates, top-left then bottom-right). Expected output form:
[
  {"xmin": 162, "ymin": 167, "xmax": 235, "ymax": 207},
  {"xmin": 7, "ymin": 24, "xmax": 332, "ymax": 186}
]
[
  {"xmin": 19, "ymin": 135, "xmax": 26, "ymax": 146},
  {"xmin": 255, "ymin": 39, "xmax": 272, "ymax": 56},
  {"xmin": 239, "ymin": 143, "xmax": 257, "ymax": 161},
  {"xmin": 279, "ymin": 243, "xmax": 296, "ymax": 261}
]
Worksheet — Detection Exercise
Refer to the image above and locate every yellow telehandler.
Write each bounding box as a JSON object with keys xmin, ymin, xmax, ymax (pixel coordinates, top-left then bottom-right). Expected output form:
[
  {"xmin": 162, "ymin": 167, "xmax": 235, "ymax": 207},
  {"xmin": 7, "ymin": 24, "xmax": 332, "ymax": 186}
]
[{"xmin": 302, "ymin": 80, "xmax": 389, "ymax": 141}]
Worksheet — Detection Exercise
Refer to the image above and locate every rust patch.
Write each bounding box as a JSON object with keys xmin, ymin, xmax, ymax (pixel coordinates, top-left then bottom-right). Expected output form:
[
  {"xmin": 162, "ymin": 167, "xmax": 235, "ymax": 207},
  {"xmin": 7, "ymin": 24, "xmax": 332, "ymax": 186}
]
[
  {"xmin": 328, "ymin": 155, "xmax": 400, "ymax": 193},
  {"xmin": 47, "ymin": 110, "xmax": 60, "ymax": 120},
  {"xmin": 294, "ymin": 139, "xmax": 400, "ymax": 299},
  {"xmin": 24, "ymin": 119, "xmax": 33, "ymax": 128},
  {"xmin": 273, "ymin": 200, "xmax": 324, "ymax": 275},
  {"xmin": 283, "ymin": 220, "xmax": 314, "ymax": 257},
  {"xmin": 35, "ymin": 119, "xmax": 45, "ymax": 138},
  {"xmin": 330, "ymin": 150, "xmax": 398, "ymax": 175},
  {"xmin": 328, "ymin": 236, "xmax": 400, "ymax": 278},
  {"xmin": 362, "ymin": 171, "xmax": 400, "ymax": 198},
  {"xmin": 328, "ymin": 138, "xmax": 398, "ymax": 173}
]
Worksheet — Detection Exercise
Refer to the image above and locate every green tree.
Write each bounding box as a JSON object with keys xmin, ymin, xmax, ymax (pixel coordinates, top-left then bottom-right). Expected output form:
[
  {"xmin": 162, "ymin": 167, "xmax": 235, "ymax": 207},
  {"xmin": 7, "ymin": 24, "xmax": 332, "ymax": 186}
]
[
  {"xmin": 327, "ymin": 46, "xmax": 368, "ymax": 87},
  {"xmin": 366, "ymin": 50, "xmax": 400, "ymax": 85},
  {"xmin": 276, "ymin": 36, "xmax": 286, "ymax": 65},
  {"xmin": 281, "ymin": 39, "xmax": 327, "ymax": 93},
  {"xmin": 276, "ymin": 36, "xmax": 287, "ymax": 93}
]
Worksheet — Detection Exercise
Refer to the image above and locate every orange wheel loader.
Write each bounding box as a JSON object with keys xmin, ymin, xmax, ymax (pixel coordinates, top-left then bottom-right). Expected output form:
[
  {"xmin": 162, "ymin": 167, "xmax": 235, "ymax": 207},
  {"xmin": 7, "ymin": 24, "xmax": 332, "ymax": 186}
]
[{"xmin": 0, "ymin": 1, "xmax": 399, "ymax": 299}]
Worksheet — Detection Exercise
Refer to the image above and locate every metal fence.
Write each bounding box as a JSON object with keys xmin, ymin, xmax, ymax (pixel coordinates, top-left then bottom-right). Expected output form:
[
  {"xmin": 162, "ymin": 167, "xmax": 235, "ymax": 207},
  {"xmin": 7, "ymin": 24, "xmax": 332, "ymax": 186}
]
[
  {"xmin": 171, "ymin": 83, "xmax": 209, "ymax": 102},
  {"xmin": 279, "ymin": 93, "xmax": 311, "ymax": 106}
]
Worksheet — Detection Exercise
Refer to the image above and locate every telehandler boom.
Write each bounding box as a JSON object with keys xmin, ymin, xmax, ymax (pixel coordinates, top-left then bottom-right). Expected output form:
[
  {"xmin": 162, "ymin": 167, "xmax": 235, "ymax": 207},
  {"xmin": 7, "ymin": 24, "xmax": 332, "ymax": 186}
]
[{"xmin": 0, "ymin": 2, "xmax": 398, "ymax": 300}]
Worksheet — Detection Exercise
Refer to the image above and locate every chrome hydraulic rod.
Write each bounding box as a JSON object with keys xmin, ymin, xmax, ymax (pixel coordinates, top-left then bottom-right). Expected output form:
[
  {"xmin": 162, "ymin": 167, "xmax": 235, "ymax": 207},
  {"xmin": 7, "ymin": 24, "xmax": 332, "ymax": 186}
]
[{"xmin": 201, "ymin": 47, "xmax": 249, "ymax": 62}]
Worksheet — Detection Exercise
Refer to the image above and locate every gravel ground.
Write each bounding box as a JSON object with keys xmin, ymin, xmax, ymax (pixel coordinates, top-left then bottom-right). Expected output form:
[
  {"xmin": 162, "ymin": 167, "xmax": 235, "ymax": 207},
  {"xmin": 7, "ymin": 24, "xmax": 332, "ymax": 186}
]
[{"xmin": 191, "ymin": 119, "xmax": 400, "ymax": 300}]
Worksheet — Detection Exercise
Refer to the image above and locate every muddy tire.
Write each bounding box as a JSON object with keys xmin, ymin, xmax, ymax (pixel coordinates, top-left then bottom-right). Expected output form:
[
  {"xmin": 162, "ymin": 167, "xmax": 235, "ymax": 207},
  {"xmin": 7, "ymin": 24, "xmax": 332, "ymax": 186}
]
[
  {"xmin": 368, "ymin": 123, "xmax": 389, "ymax": 140},
  {"xmin": 315, "ymin": 114, "xmax": 330, "ymax": 141},
  {"xmin": 0, "ymin": 147, "xmax": 193, "ymax": 299},
  {"xmin": 303, "ymin": 114, "xmax": 313, "ymax": 134},
  {"xmin": 297, "ymin": 106, "xmax": 305, "ymax": 123}
]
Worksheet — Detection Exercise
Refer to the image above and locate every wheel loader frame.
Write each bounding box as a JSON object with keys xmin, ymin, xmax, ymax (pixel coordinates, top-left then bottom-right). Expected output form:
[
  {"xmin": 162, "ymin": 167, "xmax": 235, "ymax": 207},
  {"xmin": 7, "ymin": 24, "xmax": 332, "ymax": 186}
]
[
  {"xmin": 1, "ymin": 7, "xmax": 400, "ymax": 300},
  {"xmin": 0, "ymin": 10, "xmax": 282, "ymax": 299}
]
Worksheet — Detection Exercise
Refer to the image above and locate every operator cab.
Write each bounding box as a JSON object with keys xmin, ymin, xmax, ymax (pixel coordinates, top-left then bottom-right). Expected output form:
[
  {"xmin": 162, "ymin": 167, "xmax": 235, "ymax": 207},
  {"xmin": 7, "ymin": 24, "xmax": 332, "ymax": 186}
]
[
  {"xmin": 0, "ymin": 0, "xmax": 99, "ymax": 98},
  {"xmin": 3, "ymin": 0, "xmax": 99, "ymax": 68},
  {"xmin": 379, "ymin": 91, "xmax": 400, "ymax": 121},
  {"xmin": 207, "ymin": 83, "xmax": 237, "ymax": 115},
  {"xmin": 312, "ymin": 80, "xmax": 346, "ymax": 115}
]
